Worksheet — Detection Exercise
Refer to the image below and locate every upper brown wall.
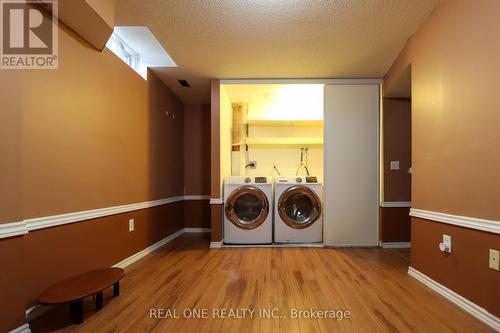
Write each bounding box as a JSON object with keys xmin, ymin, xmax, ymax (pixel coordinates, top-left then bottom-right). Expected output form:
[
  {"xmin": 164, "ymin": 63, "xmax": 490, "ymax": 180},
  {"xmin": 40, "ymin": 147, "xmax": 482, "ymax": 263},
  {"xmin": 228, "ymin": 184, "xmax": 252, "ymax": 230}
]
[
  {"xmin": 184, "ymin": 104, "xmax": 211, "ymax": 196},
  {"xmin": 0, "ymin": 71, "xmax": 22, "ymax": 224},
  {"xmin": 385, "ymin": 0, "xmax": 500, "ymax": 220},
  {"xmin": 19, "ymin": 24, "xmax": 184, "ymax": 219},
  {"xmin": 210, "ymin": 80, "xmax": 221, "ymax": 199},
  {"xmin": 383, "ymin": 98, "xmax": 411, "ymax": 202}
]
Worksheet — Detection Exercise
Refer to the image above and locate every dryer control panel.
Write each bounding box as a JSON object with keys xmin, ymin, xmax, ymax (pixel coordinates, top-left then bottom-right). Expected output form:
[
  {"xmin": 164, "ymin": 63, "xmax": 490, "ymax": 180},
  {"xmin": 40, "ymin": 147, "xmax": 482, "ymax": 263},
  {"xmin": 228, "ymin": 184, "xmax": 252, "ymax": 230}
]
[{"xmin": 255, "ymin": 177, "xmax": 268, "ymax": 183}]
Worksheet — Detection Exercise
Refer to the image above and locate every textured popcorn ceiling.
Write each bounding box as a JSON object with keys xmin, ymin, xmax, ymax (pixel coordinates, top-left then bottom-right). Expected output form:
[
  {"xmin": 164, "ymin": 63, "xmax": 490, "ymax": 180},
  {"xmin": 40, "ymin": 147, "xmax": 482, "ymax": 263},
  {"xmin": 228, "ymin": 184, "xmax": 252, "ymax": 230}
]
[{"xmin": 116, "ymin": 0, "xmax": 439, "ymax": 102}]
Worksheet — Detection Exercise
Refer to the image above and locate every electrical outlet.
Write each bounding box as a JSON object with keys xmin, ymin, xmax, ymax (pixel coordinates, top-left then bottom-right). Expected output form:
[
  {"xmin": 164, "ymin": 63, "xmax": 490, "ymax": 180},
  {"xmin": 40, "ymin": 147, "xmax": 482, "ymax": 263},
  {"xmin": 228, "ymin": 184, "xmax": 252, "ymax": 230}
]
[
  {"xmin": 489, "ymin": 249, "xmax": 499, "ymax": 271},
  {"xmin": 128, "ymin": 219, "xmax": 134, "ymax": 232},
  {"xmin": 439, "ymin": 234, "xmax": 452, "ymax": 253}
]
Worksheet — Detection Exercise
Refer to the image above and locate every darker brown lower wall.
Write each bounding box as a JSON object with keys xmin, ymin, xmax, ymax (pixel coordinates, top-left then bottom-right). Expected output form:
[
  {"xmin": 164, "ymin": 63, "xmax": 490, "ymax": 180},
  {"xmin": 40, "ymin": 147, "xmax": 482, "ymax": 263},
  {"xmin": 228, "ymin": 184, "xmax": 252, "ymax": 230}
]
[
  {"xmin": 379, "ymin": 207, "xmax": 411, "ymax": 242},
  {"xmin": 23, "ymin": 202, "xmax": 183, "ymax": 306},
  {"xmin": 1, "ymin": 199, "xmax": 212, "ymax": 332},
  {"xmin": 0, "ymin": 201, "xmax": 184, "ymax": 333},
  {"xmin": 411, "ymin": 217, "xmax": 500, "ymax": 316},
  {"xmin": 210, "ymin": 204, "xmax": 223, "ymax": 242},
  {"xmin": 184, "ymin": 200, "xmax": 210, "ymax": 228},
  {"xmin": 0, "ymin": 237, "xmax": 26, "ymax": 333}
]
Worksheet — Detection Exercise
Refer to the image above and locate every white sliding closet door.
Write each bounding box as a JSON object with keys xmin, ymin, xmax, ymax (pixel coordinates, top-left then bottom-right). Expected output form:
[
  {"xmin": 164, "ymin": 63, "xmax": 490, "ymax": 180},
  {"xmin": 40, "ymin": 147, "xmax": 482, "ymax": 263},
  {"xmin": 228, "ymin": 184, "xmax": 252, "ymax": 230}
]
[{"xmin": 323, "ymin": 84, "xmax": 379, "ymax": 246}]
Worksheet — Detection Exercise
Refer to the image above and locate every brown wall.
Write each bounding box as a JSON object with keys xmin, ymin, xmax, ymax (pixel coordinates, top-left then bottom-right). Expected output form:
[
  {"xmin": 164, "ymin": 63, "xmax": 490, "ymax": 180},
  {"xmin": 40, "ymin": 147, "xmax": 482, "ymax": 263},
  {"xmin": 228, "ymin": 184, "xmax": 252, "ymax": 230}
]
[
  {"xmin": 412, "ymin": 218, "xmax": 500, "ymax": 316},
  {"xmin": 383, "ymin": 98, "xmax": 411, "ymax": 202},
  {"xmin": 183, "ymin": 104, "xmax": 211, "ymax": 229},
  {"xmin": 0, "ymin": 237, "xmax": 26, "ymax": 332},
  {"xmin": 379, "ymin": 207, "xmax": 411, "ymax": 242},
  {"xmin": 183, "ymin": 104, "xmax": 211, "ymax": 196},
  {"xmin": 380, "ymin": 98, "xmax": 412, "ymax": 243},
  {"xmin": 184, "ymin": 201, "xmax": 211, "ymax": 228},
  {"xmin": 21, "ymin": 25, "xmax": 184, "ymax": 219},
  {"xmin": 210, "ymin": 80, "xmax": 223, "ymax": 242},
  {"xmin": 385, "ymin": 0, "xmax": 500, "ymax": 219},
  {"xmin": 0, "ymin": 21, "xmax": 188, "ymax": 331},
  {"xmin": 384, "ymin": 0, "xmax": 500, "ymax": 316},
  {"xmin": 24, "ymin": 203, "xmax": 183, "ymax": 306},
  {"xmin": 0, "ymin": 71, "xmax": 22, "ymax": 224}
]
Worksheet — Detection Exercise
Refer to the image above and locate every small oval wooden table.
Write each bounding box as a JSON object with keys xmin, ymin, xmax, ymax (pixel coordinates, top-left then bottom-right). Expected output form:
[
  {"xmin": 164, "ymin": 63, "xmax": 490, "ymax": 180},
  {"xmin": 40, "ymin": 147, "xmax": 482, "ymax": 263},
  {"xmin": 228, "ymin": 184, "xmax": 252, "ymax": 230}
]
[{"xmin": 38, "ymin": 267, "xmax": 124, "ymax": 324}]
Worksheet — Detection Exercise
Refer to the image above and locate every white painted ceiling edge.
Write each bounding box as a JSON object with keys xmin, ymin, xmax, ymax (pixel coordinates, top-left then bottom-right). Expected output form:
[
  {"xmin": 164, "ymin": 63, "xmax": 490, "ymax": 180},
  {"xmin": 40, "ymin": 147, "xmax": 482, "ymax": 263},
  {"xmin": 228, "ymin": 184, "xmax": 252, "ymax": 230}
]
[{"xmin": 113, "ymin": 26, "xmax": 177, "ymax": 68}]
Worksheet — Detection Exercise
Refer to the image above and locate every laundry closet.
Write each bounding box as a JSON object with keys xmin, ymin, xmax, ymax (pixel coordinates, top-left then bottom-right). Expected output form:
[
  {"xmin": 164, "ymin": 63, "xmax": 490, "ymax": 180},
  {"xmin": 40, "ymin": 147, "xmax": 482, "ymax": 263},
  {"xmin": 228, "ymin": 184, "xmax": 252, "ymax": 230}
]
[
  {"xmin": 217, "ymin": 80, "xmax": 380, "ymax": 247},
  {"xmin": 223, "ymin": 84, "xmax": 324, "ymax": 179}
]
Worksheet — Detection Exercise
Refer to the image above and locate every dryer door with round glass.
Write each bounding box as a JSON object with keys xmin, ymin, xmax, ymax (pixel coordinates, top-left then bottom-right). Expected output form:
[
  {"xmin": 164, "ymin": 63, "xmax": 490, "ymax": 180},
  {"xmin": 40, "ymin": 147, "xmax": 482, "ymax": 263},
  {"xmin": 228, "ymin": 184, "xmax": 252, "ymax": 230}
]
[
  {"xmin": 225, "ymin": 186, "xmax": 269, "ymax": 230},
  {"xmin": 278, "ymin": 186, "xmax": 321, "ymax": 229}
]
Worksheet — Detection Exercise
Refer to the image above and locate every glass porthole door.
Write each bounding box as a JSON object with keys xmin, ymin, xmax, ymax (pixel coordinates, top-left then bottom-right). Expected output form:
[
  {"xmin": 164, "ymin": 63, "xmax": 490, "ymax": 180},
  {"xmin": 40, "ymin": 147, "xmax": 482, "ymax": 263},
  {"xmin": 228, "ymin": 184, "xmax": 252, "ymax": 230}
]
[
  {"xmin": 278, "ymin": 186, "xmax": 321, "ymax": 229},
  {"xmin": 225, "ymin": 186, "xmax": 269, "ymax": 229}
]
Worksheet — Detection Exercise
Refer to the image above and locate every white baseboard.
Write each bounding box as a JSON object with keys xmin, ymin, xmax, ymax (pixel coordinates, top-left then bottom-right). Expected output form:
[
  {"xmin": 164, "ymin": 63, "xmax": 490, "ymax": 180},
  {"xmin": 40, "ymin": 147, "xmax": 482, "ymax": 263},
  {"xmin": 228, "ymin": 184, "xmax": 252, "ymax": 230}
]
[
  {"xmin": 222, "ymin": 243, "xmax": 325, "ymax": 248},
  {"xmin": 26, "ymin": 227, "xmax": 208, "ymax": 322},
  {"xmin": 8, "ymin": 323, "xmax": 31, "ymax": 333},
  {"xmin": 210, "ymin": 241, "xmax": 223, "ymax": 248},
  {"xmin": 381, "ymin": 242, "xmax": 411, "ymax": 248},
  {"xmin": 209, "ymin": 198, "xmax": 223, "ymax": 205},
  {"xmin": 408, "ymin": 267, "xmax": 500, "ymax": 331},
  {"xmin": 380, "ymin": 201, "xmax": 411, "ymax": 208},
  {"xmin": 113, "ymin": 229, "xmax": 185, "ymax": 268},
  {"xmin": 25, "ymin": 303, "xmax": 55, "ymax": 325},
  {"xmin": 324, "ymin": 244, "xmax": 379, "ymax": 248},
  {"xmin": 184, "ymin": 228, "xmax": 211, "ymax": 233}
]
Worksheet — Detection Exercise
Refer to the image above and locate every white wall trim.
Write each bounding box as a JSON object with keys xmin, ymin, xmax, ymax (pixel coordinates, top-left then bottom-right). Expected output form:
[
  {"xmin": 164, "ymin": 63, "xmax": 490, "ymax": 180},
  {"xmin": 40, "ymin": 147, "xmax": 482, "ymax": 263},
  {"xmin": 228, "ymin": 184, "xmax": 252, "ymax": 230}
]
[
  {"xmin": 8, "ymin": 323, "xmax": 31, "ymax": 333},
  {"xmin": 25, "ymin": 197, "xmax": 185, "ymax": 231},
  {"xmin": 210, "ymin": 198, "xmax": 223, "ymax": 205},
  {"xmin": 381, "ymin": 242, "xmax": 411, "ymax": 248},
  {"xmin": 221, "ymin": 78, "xmax": 382, "ymax": 85},
  {"xmin": 0, "ymin": 195, "xmax": 211, "ymax": 239},
  {"xmin": 0, "ymin": 221, "xmax": 28, "ymax": 239},
  {"xmin": 26, "ymin": 227, "xmax": 209, "ymax": 322},
  {"xmin": 408, "ymin": 267, "xmax": 500, "ymax": 331},
  {"xmin": 381, "ymin": 201, "xmax": 411, "ymax": 208},
  {"xmin": 183, "ymin": 195, "xmax": 210, "ymax": 201},
  {"xmin": 410, "ymin": 208, "xmax": 500, "ymax": 234},
  {"xmin": 210, "ymin": 241, "xmax": 223, "ymax": 248}
]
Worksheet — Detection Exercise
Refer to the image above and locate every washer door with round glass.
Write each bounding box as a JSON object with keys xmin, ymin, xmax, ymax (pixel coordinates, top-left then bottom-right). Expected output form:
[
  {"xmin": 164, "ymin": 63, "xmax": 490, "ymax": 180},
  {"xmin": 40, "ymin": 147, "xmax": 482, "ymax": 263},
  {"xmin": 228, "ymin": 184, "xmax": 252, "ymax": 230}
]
[
  {"xmin": 278, "ymin": 186, "xmax": 321, "ymax": 229},
  {"xmin": 225, "ymin": 186, "xmax": 269, "ymax": 230}
]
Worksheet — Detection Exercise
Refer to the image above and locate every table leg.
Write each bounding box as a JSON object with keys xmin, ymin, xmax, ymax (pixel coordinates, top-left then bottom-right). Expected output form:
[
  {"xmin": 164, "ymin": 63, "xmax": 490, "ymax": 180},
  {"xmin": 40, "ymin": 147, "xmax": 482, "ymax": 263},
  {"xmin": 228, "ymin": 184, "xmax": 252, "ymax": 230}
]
[
  {"xmin": 96, "ymin": 291, "xmax": 103, "ymax": 310},
  {"xmin": 113, "ymin": 282, "xmax": 120, "ymax": 297},
  {"xmin": 70, "ymin": 299, "xmax": 84, "ymax": 324}
]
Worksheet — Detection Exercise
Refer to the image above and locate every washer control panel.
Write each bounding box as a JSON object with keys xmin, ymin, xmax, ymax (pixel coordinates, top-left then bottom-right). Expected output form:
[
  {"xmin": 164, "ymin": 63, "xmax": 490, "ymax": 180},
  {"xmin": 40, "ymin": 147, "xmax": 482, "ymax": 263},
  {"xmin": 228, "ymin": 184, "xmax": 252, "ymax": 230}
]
[
  {"xmin": 306, "ymin": 176, "xmax": 318, "ymax": 183},
  {"xmin": 254, "ymin": 177, "xmax": 268, "ymax": 183}
]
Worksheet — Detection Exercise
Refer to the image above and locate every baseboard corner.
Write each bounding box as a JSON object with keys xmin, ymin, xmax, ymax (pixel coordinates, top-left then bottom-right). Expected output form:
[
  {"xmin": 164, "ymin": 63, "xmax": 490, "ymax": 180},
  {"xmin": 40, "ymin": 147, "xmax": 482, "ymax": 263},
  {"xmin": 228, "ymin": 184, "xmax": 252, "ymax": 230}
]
[
  {"xmin": 8, "ymin": 323, "xmax": 31, "ymax": 333},
  {"xmin": 210, "ymin": 241, "xmax": 223, "ymax": 248},
  {"xmin": 408, "ymin": 267, "xmax": 500, "ymax": 331},
  {"xmin": 381, "ymin": 242, "xmax": 411, "ymax": 248}
]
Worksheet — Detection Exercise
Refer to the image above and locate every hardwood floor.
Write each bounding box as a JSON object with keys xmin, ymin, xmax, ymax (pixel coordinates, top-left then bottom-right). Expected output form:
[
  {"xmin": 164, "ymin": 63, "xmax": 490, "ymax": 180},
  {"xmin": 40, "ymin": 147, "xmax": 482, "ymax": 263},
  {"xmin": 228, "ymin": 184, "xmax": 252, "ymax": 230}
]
[{"xmin": 31, "ymin": 234, "xmax": 494, "ymax": 333}]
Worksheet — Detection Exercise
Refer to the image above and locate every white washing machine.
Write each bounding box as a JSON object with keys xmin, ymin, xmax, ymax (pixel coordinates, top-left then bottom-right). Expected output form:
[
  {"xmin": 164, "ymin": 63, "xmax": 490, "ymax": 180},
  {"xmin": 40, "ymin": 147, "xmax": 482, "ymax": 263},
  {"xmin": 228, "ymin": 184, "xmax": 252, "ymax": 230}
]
[
  {"xmin": 224, "ymin": 176, "xmax": 273, "ymax": 244},
  {"xmin": 274, "ymin": 176, "xmax": 323, "ymax": 243}
]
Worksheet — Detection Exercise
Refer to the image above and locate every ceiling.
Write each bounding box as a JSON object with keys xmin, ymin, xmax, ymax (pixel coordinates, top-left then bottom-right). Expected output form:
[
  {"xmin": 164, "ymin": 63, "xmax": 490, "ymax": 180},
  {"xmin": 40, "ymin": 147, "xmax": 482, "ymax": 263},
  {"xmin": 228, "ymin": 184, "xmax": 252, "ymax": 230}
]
[{"xmin": 115, "ymin": 0, "xmax": 439, "ymax": 103}]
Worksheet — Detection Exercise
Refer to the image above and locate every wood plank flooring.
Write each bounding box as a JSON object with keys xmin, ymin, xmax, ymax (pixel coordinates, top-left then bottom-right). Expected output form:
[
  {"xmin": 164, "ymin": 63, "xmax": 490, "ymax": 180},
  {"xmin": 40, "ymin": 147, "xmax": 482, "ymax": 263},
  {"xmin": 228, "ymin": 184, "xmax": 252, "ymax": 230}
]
[{"xmin": 31, "ymin": 234, "xmax": 494, "ymax": 333}]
